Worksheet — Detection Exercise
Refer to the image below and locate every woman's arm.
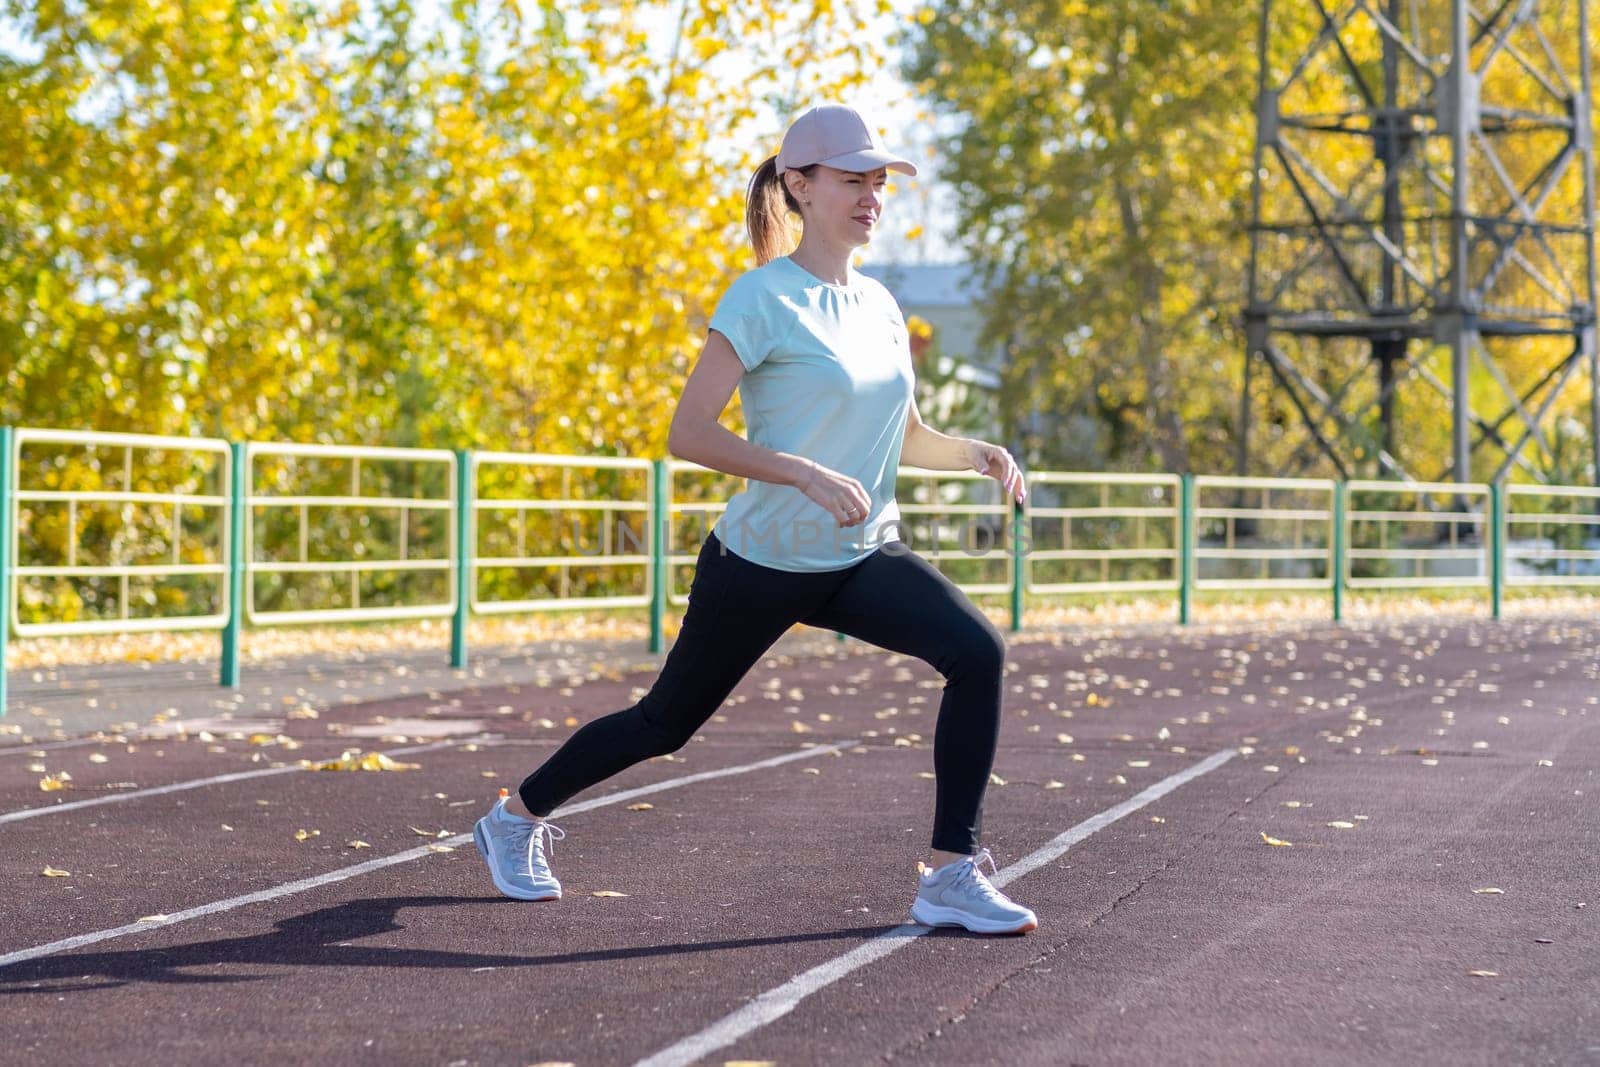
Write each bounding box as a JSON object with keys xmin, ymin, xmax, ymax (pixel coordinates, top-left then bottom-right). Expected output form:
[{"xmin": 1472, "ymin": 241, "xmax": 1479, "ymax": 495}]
[
  {"xmin": 668, "ymin": 331, "xmax": 873, "ymax": 525},
  {"xmin": 667, "ymin": 331, "xmax": 810, "ymax": 488},
  {"xmin": 900, "ymin": 397, "xmax": 1027, "ymax": 503}
]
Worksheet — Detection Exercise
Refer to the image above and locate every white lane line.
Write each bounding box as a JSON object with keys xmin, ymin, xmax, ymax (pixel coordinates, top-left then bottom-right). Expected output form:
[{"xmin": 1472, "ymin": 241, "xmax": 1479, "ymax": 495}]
[
  {"xmin": 0, "ymin": 738, "xmax": 108, "ymax": 758},
  {"xmin": 633, "ymin": 747, "xmax": 1239, "ymax": 1067},
  {"xmin": 0, "ymin": 740, "xmax": 859, "ymax": 970},
  {"xmin": 0, "ymin": 736, "xmax": 498, "ymax": 825}
]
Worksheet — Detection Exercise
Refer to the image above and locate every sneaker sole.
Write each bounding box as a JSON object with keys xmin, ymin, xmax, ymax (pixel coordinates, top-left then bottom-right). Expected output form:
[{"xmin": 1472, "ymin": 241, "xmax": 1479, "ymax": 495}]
[
  {"xmin": 472, "ymin": 818, "xmax": 561, "ymax": 902},
  {"xmin": 910, "ymin": 898, "xmax": 1037, "ymax": 935}
]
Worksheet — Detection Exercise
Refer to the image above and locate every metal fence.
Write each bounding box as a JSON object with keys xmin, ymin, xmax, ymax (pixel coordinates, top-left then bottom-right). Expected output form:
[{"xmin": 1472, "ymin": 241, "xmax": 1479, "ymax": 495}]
[{"xmin": 3, "ymin": 425, "xmax": 1598, "ymax": 715}]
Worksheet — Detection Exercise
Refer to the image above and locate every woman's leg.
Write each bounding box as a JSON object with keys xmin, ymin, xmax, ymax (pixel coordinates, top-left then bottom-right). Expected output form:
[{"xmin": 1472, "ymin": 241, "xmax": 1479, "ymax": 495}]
[
  {"xmin": 516, "ymin": 533, "xmax": 839, "ymax": 817},
  {"xmin": 800, "ymin": 544, "xmax": 1007, "ymax": 855}
]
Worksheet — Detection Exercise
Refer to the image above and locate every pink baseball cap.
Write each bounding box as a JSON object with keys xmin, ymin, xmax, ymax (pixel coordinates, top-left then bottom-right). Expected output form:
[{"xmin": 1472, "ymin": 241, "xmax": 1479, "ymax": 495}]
[{"xmin": 775, "ymin": 105, "xmax": 918, "ymax": 177}]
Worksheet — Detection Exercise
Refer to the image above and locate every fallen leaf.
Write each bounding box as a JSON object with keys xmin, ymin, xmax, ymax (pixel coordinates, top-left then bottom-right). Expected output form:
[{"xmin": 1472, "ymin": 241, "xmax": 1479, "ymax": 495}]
[
  {"xmin": 41, "ymin": 867, "xmax": 71, "ymax": 877},
  {"xmin": 1260, "ymin": 832, "xmax": 1293, "ymax": 847},
  {"xmin": 294, "ymin": 829, "xmax": 321, "ymax": 841},
  {"xmin": 591, "ymin": 890, "xmax": 629, "ymax": 898},
  {"xmin": 790, "ymin": 721, "xmax": 813, "ymax": 734},
  {"xmin": 1536, "ymin": 759, "xmax": 1553, "ymax": 767},
  {"xmin": 427, "ymin": 844, "xmax": 455, "ymax": 853},
  {"xmin": 1127, "ymin": 760, "xmax": 1150, "ymax": 768},
  {"xmin": 1044, "ymin": 780, "xmax": 1065, "ymax": 789},
  {"xmin": 988, "ymin": 773, "xmax": 1007, "ymax": 786},
  {"xmin": 221, "ymin": 824, "xmax": 234, "ymax": 832},
  {"xmin": 409, "ymin": 826, "xmax": 452, "ymax": 838},
  {"xmin": 563, "ymin": 716, "xmax": 580, "ymax": 727},
  {"xmin": 38, "ymin": 772, "xmax": 73, "ymax": 792},
  {"xmin": 88, "ymin": 752, "xmax": 108, "ymax": 764},
  {"xmin": 1149, "ymin": 816, "xmax": 1165, "ymax": 823},
  {"xmin": 916, "ymin": 771, "xmax": 935, "ymax": 780},
  {"xmin": 627, "ymin": 803, "xmax": 655, "ymax": 811},
  {"xmin": 1534, "ymin": 938, "xmax": 1554, "ymax": 944},
  {"xmin": 1473, "ymin": 887, "xmax": 1504, "ymax": 895},
  {"xmin": 802, "ymin": 767, "xmax": 821, "ymax": 775},
  {"xmin": 301, "ymin": 750, "xmax": 420, "ymax": 772},
  {"xmin": 348, "ymin": 840, "xmax": 371, "ymax": 849},
  {"xmin": 137, "ymin": 914, "xmax": 169, "ymax": 923},
  {"xmin": 1466, "ymin": 970, "xmax": 1498, "ymax": 978},
  {"xmin": 1326, "ymin": 821, "xmax": 1356, "ymax": 829}
]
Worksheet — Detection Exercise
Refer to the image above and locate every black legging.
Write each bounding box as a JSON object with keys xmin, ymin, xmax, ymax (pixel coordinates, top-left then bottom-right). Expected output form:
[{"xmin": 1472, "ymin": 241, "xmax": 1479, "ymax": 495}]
[{"xmin": 517, "ymin": 529, "xmax": 1007, "ymax": 854}]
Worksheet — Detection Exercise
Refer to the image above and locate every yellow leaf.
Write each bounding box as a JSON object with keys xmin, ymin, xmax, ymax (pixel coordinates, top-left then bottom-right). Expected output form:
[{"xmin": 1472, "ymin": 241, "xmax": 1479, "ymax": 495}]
[
  {"xmin": 1127, "ymin": 760, "xmax": 1150, "ymax": 768},
  {"xmin": 1260, "ymin": 832, "xmax": 1293, "ymax": 847},
  {"xmin": 410, "ymin": 826, "xmax": 452, "ymax": 838},
  {"xmin": 301, "ymin": 749, "xmax": 419, "ymax": 772},
  {"xmin": 427, "ymin": 844, "xmax": 455, "ymax": 853},
  {"xmin": 1466, "ymin": 970, "xmax": 1498, "ymax": 978},
  {"xmin": 1044, "ymin": 780, "xmax": 1065, "ymax": 789},
  {"xmin": 988, "ymin": 773, "xmax": 1006, "ymax": 786},
  {"xmin": 348, "ymin": 840, "xmax": 371, "ymax": 849},
  {"xmin": 790, "ymin": 720, "xmax": 813, "ymax": 733},
  {"xmin": 591, "ymin": 890, "xmax": 629, "ymax": 897},
  {"xmin": 803, "ymin": 767, "xmax": 821, "ymax": 775},
  {"xmin": 627, "ymin": 803, "xmax": 654, "ymax": 811},
  {"xmin": 137, "ymin": 915, "xmax": 169, "ymax": 923},
  {"xmin": 89, "ymin": 752, "xmax": 109, "ymax": 764},
  {"xmin": 1326, "ymin": 821, "xmax": 1356, "ymax": 829},
  {"xmin": 38, "ymin": 772, "xmax": 72, "ymax": 792},
  {"xmin": 1473, "ymin": 887, "xmax": 1504, "ymax": 895},
  {"xmin": 41, "ymin": 866, "xmax": 71, "ymax": 877},
  {"xmin": 480, "ymin": 771, "xmax": 499, "ymax": 778},
  {"xmin": 563, "ymin": 716, "xmax": 581, "ymax": 727},
  {"xmin": 294, "ymin": 829, "xmax": 321, "ymax": 841}
]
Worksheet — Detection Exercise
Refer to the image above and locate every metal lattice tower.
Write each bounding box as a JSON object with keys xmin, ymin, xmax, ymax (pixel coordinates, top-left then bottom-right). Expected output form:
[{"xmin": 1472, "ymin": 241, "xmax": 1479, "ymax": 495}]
[{"xmin": 1240, "ymin": 0, "xmax": 1598, "ymax": 484}]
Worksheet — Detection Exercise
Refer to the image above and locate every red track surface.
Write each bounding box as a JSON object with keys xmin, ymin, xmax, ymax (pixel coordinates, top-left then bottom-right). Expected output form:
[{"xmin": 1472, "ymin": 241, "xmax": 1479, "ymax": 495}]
[{"xmin": 4, "ymin": 617, "xmax": 1597, "ymax": 1065}]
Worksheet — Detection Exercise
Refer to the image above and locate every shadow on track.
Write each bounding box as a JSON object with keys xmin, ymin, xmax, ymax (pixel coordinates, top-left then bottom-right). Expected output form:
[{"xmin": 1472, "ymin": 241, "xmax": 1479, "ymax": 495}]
[{"xmin": 0, "ymin": 896, "xmax": 905, "ymax": 992}]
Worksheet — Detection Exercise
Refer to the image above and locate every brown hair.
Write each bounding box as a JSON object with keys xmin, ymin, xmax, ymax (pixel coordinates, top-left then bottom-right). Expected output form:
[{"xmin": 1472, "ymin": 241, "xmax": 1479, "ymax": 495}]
[{"xmin": 745, "ymin": 155, "xmax": 815, "ymax": 265}]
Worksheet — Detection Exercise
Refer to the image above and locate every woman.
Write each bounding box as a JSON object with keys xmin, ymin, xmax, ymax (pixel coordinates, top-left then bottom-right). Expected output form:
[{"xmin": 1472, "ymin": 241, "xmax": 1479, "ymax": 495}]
[{"xmin": 474, "ymin": 104, "xmax": 1037, "ymax": 935}]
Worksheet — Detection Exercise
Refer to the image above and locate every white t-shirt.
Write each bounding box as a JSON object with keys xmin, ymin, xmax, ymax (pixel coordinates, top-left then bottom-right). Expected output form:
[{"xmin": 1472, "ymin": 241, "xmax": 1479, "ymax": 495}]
[{"xmin": 707, "ymin": 255, "xmax": 915, "ymax": 572}]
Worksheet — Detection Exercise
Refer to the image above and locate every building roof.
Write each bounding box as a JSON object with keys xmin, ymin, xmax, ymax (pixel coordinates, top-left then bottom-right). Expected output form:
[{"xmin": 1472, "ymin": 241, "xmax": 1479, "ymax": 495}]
[{"xmin": 859, "ymin": 262, "xmax": 993, "ymax": 308}]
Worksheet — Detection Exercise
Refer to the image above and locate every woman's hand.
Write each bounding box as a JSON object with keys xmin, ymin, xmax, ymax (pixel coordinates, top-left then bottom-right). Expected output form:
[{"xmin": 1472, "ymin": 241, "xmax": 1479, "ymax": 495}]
[
  {"xmin": 961, "ymin": 439, "xmax": 1027, "ymax": 504},
  {"xmin": 795, "ymin": 459, "xmax": 873, "ymax": 527}
]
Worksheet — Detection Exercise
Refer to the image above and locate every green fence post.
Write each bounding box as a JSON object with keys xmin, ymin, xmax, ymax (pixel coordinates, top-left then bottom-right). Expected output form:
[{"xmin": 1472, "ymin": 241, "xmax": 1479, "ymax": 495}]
[
  {"xmin": 650, "ymin": 458, "xmax": 667, "ymax": 654},
  {"xmin": 1010, "ymin": 496, "xmax": 1025, "ymax": 633},
  {"xmin": 1332, "ymin": 480, "xmax": 1346, "ymax": 622},
  {"xmin": 450, "ymin": 449, "xmax": 472, "ymax": 669},
  {"xmin": 220, "ymin": 441, "xmax": 246, "ymax": 687},
  {"xmin": 1489, "ymin": 480, "xmax": 1504, "ymax": 620},
  {"xmin": 1179, "ymin": 474, "xmax": 1194, "ymax": 625},
  {"xmin": 1177, "ymin": 476, "xmax": 1190, "ymax": 627},
  {"xmin": 0, "ymin": 426, "xmax": 12, "ymax": 717}
]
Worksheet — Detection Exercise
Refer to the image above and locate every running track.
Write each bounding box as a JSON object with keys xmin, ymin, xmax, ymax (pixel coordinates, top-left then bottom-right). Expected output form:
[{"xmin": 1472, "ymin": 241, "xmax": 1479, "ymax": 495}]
[{"xmin": 4, "ymin": 617, "xmax": 1597, "ymax": 1065}]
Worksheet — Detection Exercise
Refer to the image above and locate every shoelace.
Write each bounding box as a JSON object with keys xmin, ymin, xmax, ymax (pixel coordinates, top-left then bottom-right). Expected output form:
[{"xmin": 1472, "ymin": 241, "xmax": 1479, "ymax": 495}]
[
  {"xmin": 953, "ymin": 847, "xmax": 1006, "ymax": 902},
  {"xmin": 506, "ymin": 816, "xmax": 565, "ymax": 862}
]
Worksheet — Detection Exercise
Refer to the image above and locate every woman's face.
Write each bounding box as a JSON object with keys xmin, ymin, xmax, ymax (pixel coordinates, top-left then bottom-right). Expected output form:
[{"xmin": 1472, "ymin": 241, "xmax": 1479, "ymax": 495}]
[{"xmin": 789, "ymin": 165, "xmax": 890, "ymax": 249}]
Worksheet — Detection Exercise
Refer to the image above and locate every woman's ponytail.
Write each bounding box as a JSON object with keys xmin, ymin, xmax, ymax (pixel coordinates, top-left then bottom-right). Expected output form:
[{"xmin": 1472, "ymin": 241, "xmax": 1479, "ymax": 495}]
[{"xmin": 745, "ymin": 155, "xmax": 807, "ymax": 265}]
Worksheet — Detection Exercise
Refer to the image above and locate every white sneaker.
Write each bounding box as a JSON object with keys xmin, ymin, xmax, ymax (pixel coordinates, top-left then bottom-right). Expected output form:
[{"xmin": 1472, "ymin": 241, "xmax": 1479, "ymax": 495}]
[
  {"xmin": 910, "ymin": 848, "xmax": 1038, "ymax": 934},
  {"xmin": 472, "ymin": 793, "xmax": 564, "ymax": 901}
]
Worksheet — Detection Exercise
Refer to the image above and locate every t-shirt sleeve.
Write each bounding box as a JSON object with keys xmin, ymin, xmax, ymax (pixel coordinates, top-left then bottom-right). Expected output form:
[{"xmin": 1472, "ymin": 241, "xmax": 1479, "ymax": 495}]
[{"xmin": 708, "ymin": 273, "xmax": 779, "ymax": 372}]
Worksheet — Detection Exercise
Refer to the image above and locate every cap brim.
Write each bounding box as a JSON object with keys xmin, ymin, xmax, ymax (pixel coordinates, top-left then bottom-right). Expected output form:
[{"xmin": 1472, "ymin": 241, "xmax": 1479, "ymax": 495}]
[{"xmin": 815, "ymin": 149, "xmax": 918, "ymax": 177}]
